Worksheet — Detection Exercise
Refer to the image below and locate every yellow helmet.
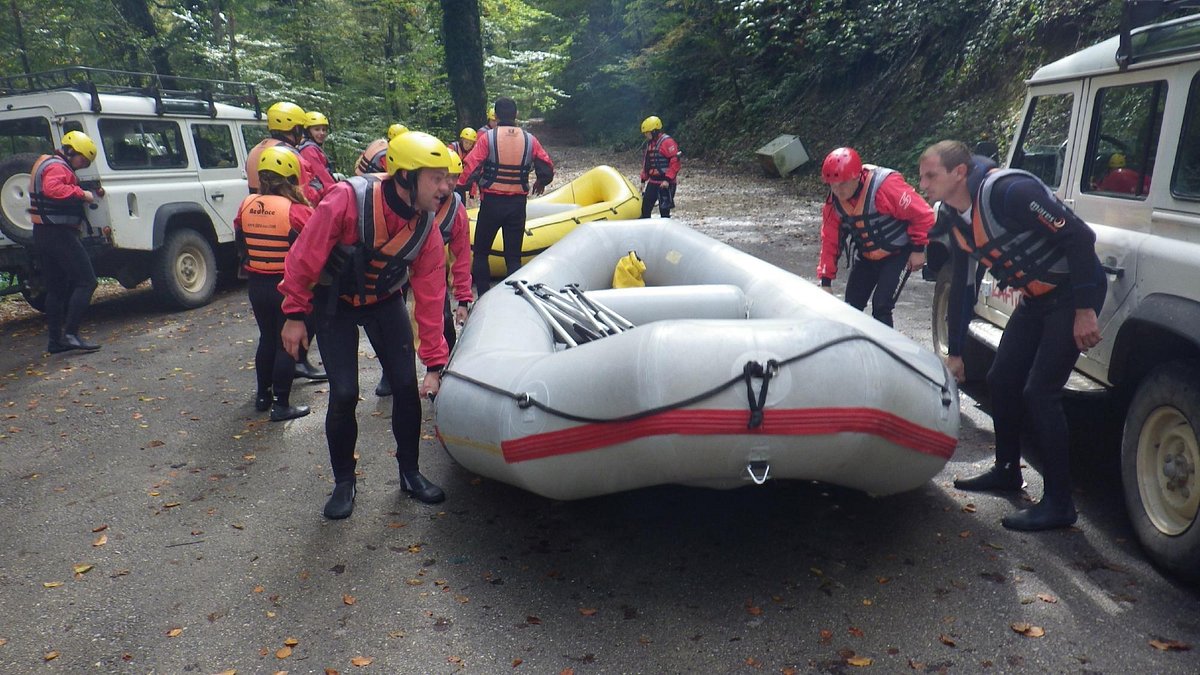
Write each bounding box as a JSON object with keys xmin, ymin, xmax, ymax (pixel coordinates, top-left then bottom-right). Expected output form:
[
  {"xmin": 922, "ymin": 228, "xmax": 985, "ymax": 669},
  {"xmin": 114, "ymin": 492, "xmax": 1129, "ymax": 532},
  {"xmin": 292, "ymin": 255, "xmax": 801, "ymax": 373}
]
[
  {"xmin": 257, "ymin": 146, "xmax": 301, "ymax": 181},
  {"xmin": 640, "ymin": 115, "xmax": 663, "ymax": 133},
  {"xmin": 304, "ymin": 111, "xmax": 329, "ymax": 128},
  {"xmin": 1109, "ymin": 153, "xmax": 1127, "ymax": 169},
  {"xmin": 387, "ymin": 123, "xmax": 409, "ymax": 140},
  {"xmin": 487, "ymin": 108, "xmax": 496, "ymax": 122},
  {"xmin": 267, "ymin": 102, "xmax": 307, "ymax": 132},
  {"xmin": 446, "ymin": 148, "xmax": 463, "ymax": 175},
  {"xmin": 459, "ymin": 127, "xmax": 477, "ymax": 142},
  {"xmin": 61, "ymin": 130, "xmax": 97, "ymax": 161},
  {"xmin": 386, "ymin": 131, "xmax": 452, "ymax": 176}
]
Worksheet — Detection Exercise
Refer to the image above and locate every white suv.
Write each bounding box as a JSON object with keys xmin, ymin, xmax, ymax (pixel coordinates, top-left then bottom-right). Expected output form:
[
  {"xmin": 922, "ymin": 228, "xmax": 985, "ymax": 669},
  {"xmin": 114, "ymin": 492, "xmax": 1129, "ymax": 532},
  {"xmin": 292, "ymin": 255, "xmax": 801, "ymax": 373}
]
[
  {"xmin": 0, "ymin": 67, "xmax": 269, "ymax": 308},
  {"xmin": 929, "ymin": 7, "xmax": 1200, "ymax": 582}
]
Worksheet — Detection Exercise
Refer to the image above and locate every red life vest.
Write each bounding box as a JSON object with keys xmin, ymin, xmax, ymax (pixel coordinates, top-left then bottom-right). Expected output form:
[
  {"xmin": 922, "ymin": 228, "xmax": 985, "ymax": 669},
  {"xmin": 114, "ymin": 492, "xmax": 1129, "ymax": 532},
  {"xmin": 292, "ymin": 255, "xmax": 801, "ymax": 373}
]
[
  {"xmin": 478, "ymin": 127, "xmax": 533, "ymax": 194},
  {"xmin": 355, "ymin": 139, "xmax": 389, "ymax": 176},
  {"xmin": 830, "ymin": 166, "xmax": 910, "ymax": 261},
  {"xmin": 29, "ymin": 153, "xmax": 86, "ymax": 229},
  {"xmin": 246, "ymin": 139, "xmax": 304, "ymax": 193},
  {"xmin": 951, "ymin": 168, "xmax": 1070, "ymax": 297},
  {"xmin": 238, "ymin": 195, "xmax": 295, "ymax": 274},
  {"xmin": 323, "ymin": 174, "xmax": 433, "ymax": 307}
]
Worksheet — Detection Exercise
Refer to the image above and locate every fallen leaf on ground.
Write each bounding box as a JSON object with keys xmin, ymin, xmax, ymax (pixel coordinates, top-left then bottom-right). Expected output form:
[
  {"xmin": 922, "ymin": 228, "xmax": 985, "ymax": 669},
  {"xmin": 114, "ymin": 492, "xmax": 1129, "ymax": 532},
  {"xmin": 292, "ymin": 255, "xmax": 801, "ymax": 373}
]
[
  {"xmin": 167, "ymin": 628, "xmax": 183, "ymax": 637},
  {"xmin": 284, "ymin": 637, "xmax": 299, "ymax": 646},
  {"xmin": 93, "ymin": 534, "xmax": 108, "ymax": 547},
  {"xmin": 1010, "ymin": 623, "xmax": 1045, "ymax": 638},
  {"xmin": 276, "ymin": 646, "xmax": 292, "ymax": 659},
  {"xmin": 1036, "ymin": 593, "xmax": 1057, "ymax": 604},
  {"xmin": 92, "ymin": 524, "xmax": 109, "ymax": 533},
  {"xmin": 44, "ymin": 651, "xmax": 59, "ymax": 661},
  {"xmin": 849, "ymin": 626, "xmax": 865, "ymax": 637},
  {"xmin": 73, "ymin": 564, "xmax": 94, "ymax": 575},
  {"xmin": 512, "ymin": 658, "xmax": 523, "ymax": 666},
  {"xmin": 939, "ymin": 634, "xmax": 956, "ymax": 647},
  {"xmin": 579, "ymin": 608, "xmax": 598, "ymax": 616},
  {"xmin": 43, "ymin": 581, "xmax": 64, "ymax": 588},
  {"xmin": 1148, "ymin": 638, "xmax": 1191, "ymax": 651},
  {"xmin": 847, "ymin": 655, "xmax": 873, "ymax": 666},
  {"xmin": 343, "ymin": 595, "xmax": 356, "ymax": 605},
  {"xmin": 350, "ymin": 656, "xmax": 374, "ymax": 666}
]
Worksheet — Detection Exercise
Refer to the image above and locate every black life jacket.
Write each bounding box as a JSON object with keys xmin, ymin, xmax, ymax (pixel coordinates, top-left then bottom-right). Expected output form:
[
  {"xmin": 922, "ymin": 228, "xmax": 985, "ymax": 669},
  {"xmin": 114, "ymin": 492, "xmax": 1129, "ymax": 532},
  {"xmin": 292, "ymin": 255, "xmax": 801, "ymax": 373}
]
[
  {"xmin": 952, "ymin": 168, "xmax": 1070, "ymax": 297},
  {"xmin": 322, "ymin": 175, "xmax": 433, "ymax": 307},
  {"xmin": 29, "ymin": 153, "xmax": 85, "ymax": 229},
  {"xmin": 478, "ymin": 127, "xmax": 533, "ymax": 194},
  {"xmin": 433, "ymin": 192, "xmax": 463, "ymax": 245},
  {"xmin": 643, "ymin": 133, "xmax": 674, "ymax": 177},
  {"xmin": 830, "ymin": 166, "xmax": 909, "ymax": 260}
]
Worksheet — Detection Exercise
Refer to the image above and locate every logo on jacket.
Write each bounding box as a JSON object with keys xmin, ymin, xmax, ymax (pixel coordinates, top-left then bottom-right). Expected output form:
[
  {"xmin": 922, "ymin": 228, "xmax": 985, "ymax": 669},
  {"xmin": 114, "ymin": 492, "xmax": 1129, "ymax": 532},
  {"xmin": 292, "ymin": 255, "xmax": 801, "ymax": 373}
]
[
  {"xmin": 1028, "ymin": 200, "xmax": 1065, "ymax": 230},
  {"xmin": 247, "ymin": 200, "xmax": 276, "ymax": 216}
]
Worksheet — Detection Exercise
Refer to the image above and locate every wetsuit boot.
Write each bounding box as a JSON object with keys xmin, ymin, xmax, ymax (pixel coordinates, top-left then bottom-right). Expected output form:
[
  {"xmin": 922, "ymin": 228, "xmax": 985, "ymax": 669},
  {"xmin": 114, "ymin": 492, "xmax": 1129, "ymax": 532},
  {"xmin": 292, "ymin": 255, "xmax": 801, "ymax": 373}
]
[
  {"xmin": 1002, "ymin": 493, "xmax": 1077, "ymax": 531},
  {"xmin": 400, "ymin": 470, "xmax": 445, "ymax": 504},
  {"xmin": 953, "ymin": 461, "xmax": 1025, "ymax": 493},
  {"xmin": 323, "ymin": 480, "xmax": 356, "ymax": 519}
]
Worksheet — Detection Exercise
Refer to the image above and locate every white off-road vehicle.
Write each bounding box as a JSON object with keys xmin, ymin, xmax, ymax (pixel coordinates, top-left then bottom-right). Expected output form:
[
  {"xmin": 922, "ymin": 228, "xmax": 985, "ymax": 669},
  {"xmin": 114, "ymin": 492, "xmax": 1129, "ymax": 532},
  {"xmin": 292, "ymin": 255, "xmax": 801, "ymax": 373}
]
[
  {"xmin": 929, "ymin": 3, "xmax": 1200, "ymax": 582},
  {"xmin": 0, "ymin": 67, "xmax": 270, "ymax": 309}
]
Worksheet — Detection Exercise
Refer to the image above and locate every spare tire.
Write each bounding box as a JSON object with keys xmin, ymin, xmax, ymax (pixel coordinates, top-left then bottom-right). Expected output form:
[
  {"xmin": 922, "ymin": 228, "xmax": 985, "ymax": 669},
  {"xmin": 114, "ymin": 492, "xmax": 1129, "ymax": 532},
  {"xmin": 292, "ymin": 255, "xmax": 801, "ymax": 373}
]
[{"xmin": 0, "ymin": 153, "xmax": 40, "ymax": 246}]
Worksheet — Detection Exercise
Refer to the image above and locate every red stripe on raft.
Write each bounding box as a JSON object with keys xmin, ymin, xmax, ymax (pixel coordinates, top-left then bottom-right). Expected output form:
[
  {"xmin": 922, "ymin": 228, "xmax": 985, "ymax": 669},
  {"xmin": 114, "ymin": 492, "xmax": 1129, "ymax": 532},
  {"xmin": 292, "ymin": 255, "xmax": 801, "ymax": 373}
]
[{"xmin": 500, "ymin": 407, "xmax": 957, "ymax": 464}]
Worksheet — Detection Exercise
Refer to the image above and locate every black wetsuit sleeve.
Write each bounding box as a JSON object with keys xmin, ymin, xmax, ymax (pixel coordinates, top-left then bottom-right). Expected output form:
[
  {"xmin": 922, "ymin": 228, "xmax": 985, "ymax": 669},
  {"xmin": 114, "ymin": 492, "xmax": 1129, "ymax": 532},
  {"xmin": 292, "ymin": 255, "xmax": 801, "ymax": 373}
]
[
  {"xmin": 945, "ymin": 241, "xmax": 974, "ymax": 357},
  {"xmin": 994, "ymin": 176, "xmax": 1104, "ymax": 310}
]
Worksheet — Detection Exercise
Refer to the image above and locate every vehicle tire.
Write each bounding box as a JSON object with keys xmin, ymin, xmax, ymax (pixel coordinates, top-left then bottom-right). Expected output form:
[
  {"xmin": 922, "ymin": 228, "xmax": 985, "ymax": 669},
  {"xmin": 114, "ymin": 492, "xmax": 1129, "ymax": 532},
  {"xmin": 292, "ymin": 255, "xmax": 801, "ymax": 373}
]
[
  {"xmin": 0, "ymin": 153, "xmax": 40, "ymax": 246},
  {"xmin": 931, "ymin": 264, "xmax": 992, "ymax": 382},
  {"xmin": 1121, "ymin": 362, "xmax": 1200, "ymax": 583},
  {"xmin": 151, "ymin": 228, "xmax": 217, "ymax": 309}
]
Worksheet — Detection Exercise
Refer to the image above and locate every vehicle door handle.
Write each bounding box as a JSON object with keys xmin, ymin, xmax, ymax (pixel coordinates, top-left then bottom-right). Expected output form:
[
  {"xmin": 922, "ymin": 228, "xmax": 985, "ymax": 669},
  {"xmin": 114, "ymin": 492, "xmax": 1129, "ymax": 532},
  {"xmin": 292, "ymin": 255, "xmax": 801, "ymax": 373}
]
[
  {"xmin": 1102, "ymin": 264, "xmax": 1124, "ymax": 279},
  {"xmin": 211, "ymin": 192, "xmax": 224, "ymax": 200}
]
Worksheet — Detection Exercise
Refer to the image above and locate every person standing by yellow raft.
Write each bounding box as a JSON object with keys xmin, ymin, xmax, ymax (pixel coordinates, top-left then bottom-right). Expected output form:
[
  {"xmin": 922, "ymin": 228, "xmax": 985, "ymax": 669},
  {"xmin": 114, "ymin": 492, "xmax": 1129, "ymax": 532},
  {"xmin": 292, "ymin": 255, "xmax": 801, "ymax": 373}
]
[
  {"xmin": 639, "ymin": 115, "xmax": 681, "ymax": 219},
  {"xmin": 234, "ymin": 147, "xmax": 313, "ymax": 422}
]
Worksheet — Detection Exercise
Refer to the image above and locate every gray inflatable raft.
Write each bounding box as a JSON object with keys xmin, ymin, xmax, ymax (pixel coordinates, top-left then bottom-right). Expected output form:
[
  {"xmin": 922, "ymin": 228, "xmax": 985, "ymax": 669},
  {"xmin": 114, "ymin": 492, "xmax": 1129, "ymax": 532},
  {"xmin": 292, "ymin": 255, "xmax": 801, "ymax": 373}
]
[{"xmin": 436, "ymin": 219, "xmax": 959, "ymax": 500}]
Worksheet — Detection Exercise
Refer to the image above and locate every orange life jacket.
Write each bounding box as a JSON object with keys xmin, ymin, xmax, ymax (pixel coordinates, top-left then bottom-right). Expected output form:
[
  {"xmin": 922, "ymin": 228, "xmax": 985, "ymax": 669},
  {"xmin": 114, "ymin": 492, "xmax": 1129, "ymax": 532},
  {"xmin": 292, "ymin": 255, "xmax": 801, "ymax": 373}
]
[
  {"xmin": 323, "ymin": 174, "xmax": 433, "ymax": 307},
  {"xmin": 642, "ymin": 133, "xmax": 675, "ymax": 178},
  {"xmin": 478, "ymin": 127, "xmax": 533, "ymax": 194},
  {"xmin": 355, "ymin": 139, "xmax": 389, "ymax": 176},
  {"xmin": 830, "ymin": 166, "xmax": 909, "ymax": 261},
  {"xmin": 951, "ymin": 168, "xmax": 1070, "ymax": 297},
  {"xmin": 29, "ymin": 153, "xmax": 85, "ymax": 229},
  {"xmin": 238, "ymin": 195, "xmax": 295, "ymax": 274},
  {"xmin": 246, "ymin": 139, "xmax": 304, "ymax": 193}
]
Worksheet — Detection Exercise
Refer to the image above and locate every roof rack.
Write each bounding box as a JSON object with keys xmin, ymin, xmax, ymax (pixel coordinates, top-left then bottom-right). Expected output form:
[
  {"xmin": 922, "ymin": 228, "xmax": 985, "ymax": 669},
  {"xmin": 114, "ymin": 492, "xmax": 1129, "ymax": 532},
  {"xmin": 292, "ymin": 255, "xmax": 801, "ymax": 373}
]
[
  {"xmin": 0, "ymin": 66, "xmax": 262, "ymax": 119},
  {"xmin": 1118, "ymin": 0, "xmax": 1200, "ymax": 69}
]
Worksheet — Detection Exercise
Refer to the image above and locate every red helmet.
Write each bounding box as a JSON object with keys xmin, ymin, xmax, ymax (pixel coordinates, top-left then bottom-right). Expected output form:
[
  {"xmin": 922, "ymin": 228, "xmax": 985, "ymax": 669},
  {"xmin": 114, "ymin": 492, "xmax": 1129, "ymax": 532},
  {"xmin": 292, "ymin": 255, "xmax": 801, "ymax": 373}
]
[{"xmin": 822, "ymin": 147, "xmax": 863, "ymax": 184}]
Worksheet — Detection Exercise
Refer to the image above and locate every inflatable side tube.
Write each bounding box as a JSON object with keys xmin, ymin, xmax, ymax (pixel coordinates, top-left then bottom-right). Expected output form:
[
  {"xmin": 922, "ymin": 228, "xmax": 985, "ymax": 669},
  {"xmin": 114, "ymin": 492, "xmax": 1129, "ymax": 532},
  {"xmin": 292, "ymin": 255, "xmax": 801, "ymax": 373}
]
[{"xmin": 585, "ymin": 284, "xmax": 749, "ymax": 324}]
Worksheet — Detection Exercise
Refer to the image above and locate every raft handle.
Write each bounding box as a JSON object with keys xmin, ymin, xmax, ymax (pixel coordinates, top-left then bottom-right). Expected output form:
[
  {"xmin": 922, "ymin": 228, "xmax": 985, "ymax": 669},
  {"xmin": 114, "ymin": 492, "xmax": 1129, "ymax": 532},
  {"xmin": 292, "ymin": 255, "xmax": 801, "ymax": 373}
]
[
  {"xmin": 746, "ymin": 461, "xmax": 771, "ymax": 485},
  {"xmin": 517, "ymin": 393, "xmax": 533, "ymax": 409}
]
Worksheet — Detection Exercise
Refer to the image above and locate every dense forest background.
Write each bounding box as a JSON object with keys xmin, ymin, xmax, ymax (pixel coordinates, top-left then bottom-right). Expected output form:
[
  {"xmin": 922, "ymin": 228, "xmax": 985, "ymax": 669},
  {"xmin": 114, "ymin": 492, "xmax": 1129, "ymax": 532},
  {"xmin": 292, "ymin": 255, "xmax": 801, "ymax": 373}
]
[{"xmin": 1, "ymin": 0, "xmax": 1183, "ymax": 175}]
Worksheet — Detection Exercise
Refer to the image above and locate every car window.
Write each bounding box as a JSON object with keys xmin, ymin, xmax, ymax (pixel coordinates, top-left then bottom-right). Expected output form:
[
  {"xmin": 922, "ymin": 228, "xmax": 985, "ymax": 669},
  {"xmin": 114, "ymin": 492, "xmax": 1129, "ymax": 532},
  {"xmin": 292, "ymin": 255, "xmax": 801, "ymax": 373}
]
[
  {"xmin": 1172, "ymin": 72, "xmax": 1200, "ymax": 200},
  {"xmin": 1011, "ymin": 93, "xmax": 1073, "ymax": 189},
  {"xmin": 1082, "ymin": 81, "xmax": 1166, "ymax": 199},
  {"xmin": 192, "ymin": 123, "xmax": 237, "ymax": 169},
  {"xmin": 99, "ymin": 119, "xmax": 187, "ymax": 170},
  {"xmin": 241, "ymin": 123, "xmax": 269, "ymax": 153},
  {"xmin": 0, "ymin": 116, "xmax": 52, "ymax": 161}
]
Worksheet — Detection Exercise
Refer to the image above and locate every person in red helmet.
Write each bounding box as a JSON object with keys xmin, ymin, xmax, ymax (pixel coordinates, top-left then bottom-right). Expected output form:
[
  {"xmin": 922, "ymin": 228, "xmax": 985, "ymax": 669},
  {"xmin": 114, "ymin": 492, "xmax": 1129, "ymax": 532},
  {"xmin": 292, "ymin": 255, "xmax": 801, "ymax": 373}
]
[{"xmin": 816, "ymin": 147, "xmax": 934, "ymax": 327}]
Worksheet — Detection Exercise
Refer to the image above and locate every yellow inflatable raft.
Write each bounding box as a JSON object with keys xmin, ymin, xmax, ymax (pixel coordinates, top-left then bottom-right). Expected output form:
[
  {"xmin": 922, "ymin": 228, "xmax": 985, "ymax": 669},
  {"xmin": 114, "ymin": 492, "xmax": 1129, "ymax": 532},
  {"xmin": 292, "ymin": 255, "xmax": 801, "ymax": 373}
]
[{"xmin": 468, "ymin": 165, "xmax": 642, "ymax": 278}]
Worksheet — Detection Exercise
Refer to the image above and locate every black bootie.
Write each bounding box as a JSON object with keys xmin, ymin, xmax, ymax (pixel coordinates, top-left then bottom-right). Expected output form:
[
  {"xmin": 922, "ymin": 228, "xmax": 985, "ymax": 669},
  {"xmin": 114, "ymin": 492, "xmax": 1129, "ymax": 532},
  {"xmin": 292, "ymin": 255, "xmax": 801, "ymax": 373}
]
[
  {"xmin": 294, "ymin": 360, "xmax": 328, "ymax": 381},
  {"xmin": 375, "ymin": 376, "xmax": 392, "ymax": 397},
  {"xmin": 270, "ymin": 403, "xmax": 310, "ymax": 422},
  {"xmin": 400, "ymin": 470, "xmax": 445, "ymax": 504},
  {"xmin": 1002, "ymin": 496, "xmax": 1077, "ymax": 531},
  {"xmin": 953, "ymin": 462, "xmax": 1025, "ymax": 493},
  {"xmin": 323, "ymin": 481, "xmax": 356, "ymax": 520}
]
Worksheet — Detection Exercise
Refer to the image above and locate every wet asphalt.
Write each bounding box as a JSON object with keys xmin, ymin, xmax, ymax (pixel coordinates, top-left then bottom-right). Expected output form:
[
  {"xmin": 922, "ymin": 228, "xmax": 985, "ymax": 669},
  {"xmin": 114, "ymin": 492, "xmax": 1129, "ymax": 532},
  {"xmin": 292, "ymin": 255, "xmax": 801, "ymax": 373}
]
[{"xmin": 0, "ymin": 140, "xmax": 1197, "ymax": 673}]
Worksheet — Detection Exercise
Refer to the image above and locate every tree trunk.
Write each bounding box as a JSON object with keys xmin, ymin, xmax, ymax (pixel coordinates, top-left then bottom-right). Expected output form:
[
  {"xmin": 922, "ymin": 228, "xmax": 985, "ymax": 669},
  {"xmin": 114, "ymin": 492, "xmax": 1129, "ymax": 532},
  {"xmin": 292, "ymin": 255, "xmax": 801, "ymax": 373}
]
[
  {"xmin": 9, "ymin": 0, "xmax": 32, "ymax": 75},
  {"xmin": 113, "ymin": 0, "xmax": 176, "ymax": 86},
  {"xmin": 440, "ymin": 0, "xmax": 487, "ymax": 130}
]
